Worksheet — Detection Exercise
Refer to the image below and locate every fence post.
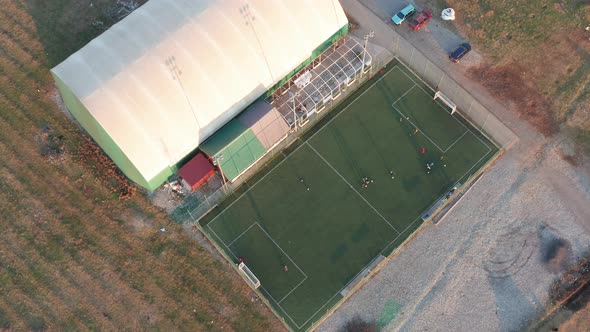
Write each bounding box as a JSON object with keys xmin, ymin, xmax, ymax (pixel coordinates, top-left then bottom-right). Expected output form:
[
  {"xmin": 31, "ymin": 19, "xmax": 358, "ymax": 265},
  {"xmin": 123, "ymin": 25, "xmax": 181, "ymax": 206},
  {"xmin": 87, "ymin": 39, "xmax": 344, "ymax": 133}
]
[
  {"xmin": 466, "ymin": 100, "xmax": 474, "ymax": 117},
  {"xmin": 437, "ymin": 74, "xmax": 444, "ymax": 89},
  {"xmin": 187, "ymin": 207, "xmax": 195, "ymax": 222},
  {"xmin": 481, "ymin": 112, "xmax": 491, "ymax": 133}
]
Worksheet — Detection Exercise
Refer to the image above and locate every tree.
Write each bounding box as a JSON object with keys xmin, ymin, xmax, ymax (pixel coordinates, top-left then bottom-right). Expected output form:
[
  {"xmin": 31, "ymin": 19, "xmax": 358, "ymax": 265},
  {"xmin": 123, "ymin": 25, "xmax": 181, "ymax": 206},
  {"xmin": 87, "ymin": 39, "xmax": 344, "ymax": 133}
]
[{"xmin": 340, "ymin": 315, "xmax": 376, "ymax": 332}]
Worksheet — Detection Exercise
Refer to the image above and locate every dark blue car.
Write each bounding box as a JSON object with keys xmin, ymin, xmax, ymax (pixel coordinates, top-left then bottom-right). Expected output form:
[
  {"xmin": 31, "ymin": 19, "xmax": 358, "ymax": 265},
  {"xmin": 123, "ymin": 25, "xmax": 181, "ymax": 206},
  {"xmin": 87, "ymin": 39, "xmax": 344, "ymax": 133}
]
[{"xmin": 449, "ymin": 43, "xmax": 471, "ymax": 63}]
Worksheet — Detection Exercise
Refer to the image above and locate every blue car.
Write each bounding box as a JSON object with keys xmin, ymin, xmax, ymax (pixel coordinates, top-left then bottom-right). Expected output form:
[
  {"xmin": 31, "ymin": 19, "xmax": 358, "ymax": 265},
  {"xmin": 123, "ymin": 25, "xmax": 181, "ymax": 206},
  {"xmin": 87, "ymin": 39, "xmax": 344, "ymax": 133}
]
[
  {"xmin": 392, "ymin": 4, "xmax": 416, "ymax": 25},
  {"xmin": 449, "ymin": 43, "xmax": 472, "ymax": 62}
]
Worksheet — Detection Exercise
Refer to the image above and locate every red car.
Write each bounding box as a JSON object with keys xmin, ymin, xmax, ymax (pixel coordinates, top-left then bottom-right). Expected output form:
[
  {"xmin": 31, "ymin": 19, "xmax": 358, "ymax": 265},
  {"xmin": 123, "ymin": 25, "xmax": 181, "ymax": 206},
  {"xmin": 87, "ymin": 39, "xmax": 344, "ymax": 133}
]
[{"xmin": 408, "ymin": 9, "xmax": 432, "ymax": 30}]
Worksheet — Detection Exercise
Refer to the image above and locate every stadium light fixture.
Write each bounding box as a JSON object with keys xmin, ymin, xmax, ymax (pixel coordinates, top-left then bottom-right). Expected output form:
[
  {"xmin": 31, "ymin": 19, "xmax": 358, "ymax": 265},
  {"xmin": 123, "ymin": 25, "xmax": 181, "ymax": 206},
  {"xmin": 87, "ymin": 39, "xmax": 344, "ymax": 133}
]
[
  {"xmin": 361, "ymin": 31, "xmax": 374, "ymax": 78},
  {"xmin": 240, "ymin": 4, "xmax": 274, "ymax": 81},
  {"xmin": 165, "ymin": 56, "xmax": 201, "ymax": 134}
]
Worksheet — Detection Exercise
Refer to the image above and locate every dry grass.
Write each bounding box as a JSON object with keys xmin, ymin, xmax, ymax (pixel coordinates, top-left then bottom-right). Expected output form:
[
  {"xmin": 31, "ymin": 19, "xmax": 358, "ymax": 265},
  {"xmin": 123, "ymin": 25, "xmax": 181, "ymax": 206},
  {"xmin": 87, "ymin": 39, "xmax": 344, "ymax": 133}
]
[
  {"xmin": 468, "ymin": 63, "xmax": 558, "ymax": 136},
  {"xmin": 446, "ymin": 0, "xmax": 590, "ymax": 143},
  {"xmin": 558, "ymin": 299, "xmax": 590, "ymax": 332},
  {"xmin": 0, "ymin": 0, "xmax": 283, "ymax": 330}
]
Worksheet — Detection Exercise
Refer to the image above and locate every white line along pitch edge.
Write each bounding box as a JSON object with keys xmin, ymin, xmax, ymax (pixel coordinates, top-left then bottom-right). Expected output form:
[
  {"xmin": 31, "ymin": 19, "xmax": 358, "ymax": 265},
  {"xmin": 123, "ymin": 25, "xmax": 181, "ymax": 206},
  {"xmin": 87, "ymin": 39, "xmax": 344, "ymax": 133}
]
[
  {"xmin": 397, "ymin": 67, "xmax": 493, "ymax": 151},
  {"xmin": 306, "ymin": 142, "xmax": 400, "ymax": 235},
  {"xmin": 227, "ymin": 222, "xmax": 258, "ymax": 247},
  {"xmin": 390, "ymin": 102, "xmax": 447, "ymax": 153}
]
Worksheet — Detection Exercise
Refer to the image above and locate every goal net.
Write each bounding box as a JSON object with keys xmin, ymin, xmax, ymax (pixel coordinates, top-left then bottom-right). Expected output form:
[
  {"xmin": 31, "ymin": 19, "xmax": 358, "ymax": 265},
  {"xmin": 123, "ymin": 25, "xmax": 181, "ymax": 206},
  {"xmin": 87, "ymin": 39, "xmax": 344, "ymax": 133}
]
[
  {"xmin": 434, "ymin": 91, "xmax": 457, "ymax": 115},
  {"xmin": 238, "ymin": 262, "xmax": 261, "ymax": 289}
]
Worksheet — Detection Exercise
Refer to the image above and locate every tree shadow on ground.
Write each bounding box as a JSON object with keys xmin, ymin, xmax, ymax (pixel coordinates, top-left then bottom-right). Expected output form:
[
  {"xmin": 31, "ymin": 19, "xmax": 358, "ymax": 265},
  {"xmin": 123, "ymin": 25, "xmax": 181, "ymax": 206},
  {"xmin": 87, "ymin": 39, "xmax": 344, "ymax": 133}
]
[{"xmin": 488, "ymin": 274, "xmax": 540, "ymax": 332}]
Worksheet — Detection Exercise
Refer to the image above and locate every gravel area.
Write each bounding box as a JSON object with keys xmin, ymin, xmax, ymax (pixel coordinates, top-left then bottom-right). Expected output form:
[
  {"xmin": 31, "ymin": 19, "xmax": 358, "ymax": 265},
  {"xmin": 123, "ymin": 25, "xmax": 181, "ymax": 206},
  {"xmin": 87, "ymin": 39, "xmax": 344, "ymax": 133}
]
[{"xmin": 318, "ymin": 1, "xmax": 590, "ymax": 331}]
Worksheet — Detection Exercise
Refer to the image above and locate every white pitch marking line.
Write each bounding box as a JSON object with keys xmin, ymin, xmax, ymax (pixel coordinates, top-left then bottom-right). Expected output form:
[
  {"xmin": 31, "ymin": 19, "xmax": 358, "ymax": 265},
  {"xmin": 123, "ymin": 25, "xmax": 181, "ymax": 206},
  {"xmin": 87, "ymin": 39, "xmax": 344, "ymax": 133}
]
[
  {"xmin": 279, "ymin": 276, "xmax": 308, "ymax": 304},
  {"xmin": 206, "ymin": 64, "xmax": 496, "ymax": 330},
  {"xmin": 226, "ymin": 222, "xmax": 309, "ymax": 297},
  {"xmin": 306, "ymin": 142, "xmax": 400, "ymax": 235},
  {"xmin": 391, "ymin": 103, "xmax": 446, "ymax": 153},
  {"xmin": 294, "ymin": 260, "xmax": 378, "ymax": 329},
  {"xmin": 227, "ymin": 222, "xmax": 258, "ymax": 247},
  {"xmin": 310, "ymin": 78, "xmax": 492, "ymax": 331},
  {"xmin": 428, "ymin": 94, "xmax": 492, "ymax": 152},
  {"xmin": 206, "ymin": 142, "xmax": 307, "ymax": 231},
  {"xmin": 390, "ymin": 84, "xmax": 416, "ymax": 106},
  {"xmin": 443, "ymin": 130, "xmax": 469, "ymax": 153},
  {"xmin": 292, "ymin": 67, "xmax": 496, "ymax": 330},
  {"xmin": 256, "ymin": 223, "xmax": 307, "ymax": 278},
  {"xmin": 378, "ymin": 142, "xmax": 493, "ymax": 257},
  {"xmin": 260, "ymin": 287, "xmax": 287, "ymax": 316},
  {"xmin": 399, "ymin": 68, "xmax": 471, "ymax": 125},
  {"xmin": 207, "ymin": 224, "xmax": 238, "ymax": 260},
  {"xmin": 208, "ymin": 66, "xmax": 404, "ymax": 232},
  {"xmin": 306, "ymin": 66, "xmax": 405, "ymax": 143},
  {"xmin": 260, "ymin": 288, "xmax": 301, "ymax": 327},
  {"xmin": 391, "ymin": 83, "xmax": 470, "ymax": 153},
  {"xmin": 456, "ymin": 142, "xmax": 493, "ymax": 186},
  {"xmin": 292, "ymin": 140, "xmax": 493, "ymax": 328},
  {"xmin": 204, "ymin": 66, "xmax": 409, "ymax": 329},
  {"xmin": 213, "ymin": 220, "xmax": 309, "ymax": 317},
  {"xmin": 398, "ymin": 66, "xmax": 494, "ymax": 151}
]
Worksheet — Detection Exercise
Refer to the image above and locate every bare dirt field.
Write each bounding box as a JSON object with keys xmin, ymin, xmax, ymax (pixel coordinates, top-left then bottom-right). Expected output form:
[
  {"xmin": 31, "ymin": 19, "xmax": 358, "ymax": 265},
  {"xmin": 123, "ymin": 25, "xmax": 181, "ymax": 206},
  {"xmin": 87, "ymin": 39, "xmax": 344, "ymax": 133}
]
[
  {"xmin": 318, "ymin": 0, "xmax": 590, "ymax": 331},
  {"xmin": 556, "ymin": 299, "xmax": 590, "ymax": 332},
  {"xmin": 0, "ymin": 0, "xmax": 283, "ymax": 330}
]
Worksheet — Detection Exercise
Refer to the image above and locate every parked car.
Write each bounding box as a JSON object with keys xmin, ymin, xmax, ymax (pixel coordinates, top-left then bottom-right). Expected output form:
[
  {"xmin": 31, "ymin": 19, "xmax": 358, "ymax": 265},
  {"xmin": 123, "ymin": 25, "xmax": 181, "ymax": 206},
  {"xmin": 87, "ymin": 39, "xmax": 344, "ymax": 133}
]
[
  {"xmin": 391, "ymin": 4, "xmax": 416, "ymax": 25},
  {"xmin": 408, "ymin": 9, "xmax": 432, "ymax": 30},
  {"xmin": 449, "ymin": 43, "xmax": 472, "ymax": 62}
]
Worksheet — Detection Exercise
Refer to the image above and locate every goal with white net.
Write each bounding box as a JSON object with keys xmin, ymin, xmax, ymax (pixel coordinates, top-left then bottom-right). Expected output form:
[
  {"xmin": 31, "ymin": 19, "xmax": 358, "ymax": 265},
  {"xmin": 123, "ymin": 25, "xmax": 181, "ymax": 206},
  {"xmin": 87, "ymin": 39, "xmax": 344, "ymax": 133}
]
[
  {"xmin": 434, "ymin": 91, "xmax": 457, "ymax": 115},
  {"xmin": 238, "ymin": 262, "xmax": 261, "ymax": 289}
]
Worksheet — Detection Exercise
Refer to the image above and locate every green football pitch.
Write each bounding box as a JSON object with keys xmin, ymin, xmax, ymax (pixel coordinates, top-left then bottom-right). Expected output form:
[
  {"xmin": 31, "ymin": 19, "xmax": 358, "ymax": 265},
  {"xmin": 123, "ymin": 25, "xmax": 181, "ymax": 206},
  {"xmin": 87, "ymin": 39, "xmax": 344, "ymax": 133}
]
[{"xmin": 200, "ymin": 62, "xmax": 498, "ymax": 331}]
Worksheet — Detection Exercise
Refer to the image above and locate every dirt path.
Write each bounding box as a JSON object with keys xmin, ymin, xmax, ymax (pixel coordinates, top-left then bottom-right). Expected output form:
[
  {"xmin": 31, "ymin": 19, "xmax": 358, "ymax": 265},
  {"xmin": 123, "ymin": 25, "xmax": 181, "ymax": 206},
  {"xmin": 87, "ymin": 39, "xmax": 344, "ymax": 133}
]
[{"xmin": 318, "ymin": 1, "xmax": 590, "ymax": 331}]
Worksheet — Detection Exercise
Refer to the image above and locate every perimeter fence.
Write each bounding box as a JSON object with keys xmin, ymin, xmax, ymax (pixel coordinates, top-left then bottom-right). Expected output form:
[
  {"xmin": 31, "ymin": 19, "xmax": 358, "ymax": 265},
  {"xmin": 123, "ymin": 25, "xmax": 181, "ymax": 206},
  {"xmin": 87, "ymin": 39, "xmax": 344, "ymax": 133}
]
[
  {"xmin": 355, "ymin": 0, "xmax": 518, "ymax": 149},
  {"xmin": 181, "ymin": 11, "xmax": 519, "ymax": 223},
  {"xmin": 180, "ymin": 45, "xmax": 393, "ymax": 224},
  {"xmin": 392, "ymin": 36, "xmax": 517, "ymax": 148}
]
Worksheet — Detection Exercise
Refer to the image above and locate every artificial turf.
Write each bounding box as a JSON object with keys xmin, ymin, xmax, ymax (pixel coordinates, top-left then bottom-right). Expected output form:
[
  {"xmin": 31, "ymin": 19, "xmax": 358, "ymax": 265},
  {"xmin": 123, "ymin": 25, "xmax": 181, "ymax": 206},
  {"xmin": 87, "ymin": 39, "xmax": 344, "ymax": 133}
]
[{"xmin": 201, "ymin": 62, "xmax": 498, "ymax": 331}]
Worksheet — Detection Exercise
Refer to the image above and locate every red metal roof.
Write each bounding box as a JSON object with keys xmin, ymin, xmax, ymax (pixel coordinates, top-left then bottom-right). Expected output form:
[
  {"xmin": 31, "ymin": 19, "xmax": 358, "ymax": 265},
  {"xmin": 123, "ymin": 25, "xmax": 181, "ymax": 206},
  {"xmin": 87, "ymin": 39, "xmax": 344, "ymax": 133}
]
[{"xmin": 178, "ymin": 153, "xmax": 215, "ymax": 190}]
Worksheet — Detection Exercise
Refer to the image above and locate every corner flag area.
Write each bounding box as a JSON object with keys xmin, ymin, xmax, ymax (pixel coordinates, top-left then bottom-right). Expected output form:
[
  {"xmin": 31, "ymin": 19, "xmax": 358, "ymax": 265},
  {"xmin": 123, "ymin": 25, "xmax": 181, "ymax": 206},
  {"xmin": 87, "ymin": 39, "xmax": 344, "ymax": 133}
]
[{"xmin": 200, "ymin": 61, "xmax": 498, "ymax": 331}]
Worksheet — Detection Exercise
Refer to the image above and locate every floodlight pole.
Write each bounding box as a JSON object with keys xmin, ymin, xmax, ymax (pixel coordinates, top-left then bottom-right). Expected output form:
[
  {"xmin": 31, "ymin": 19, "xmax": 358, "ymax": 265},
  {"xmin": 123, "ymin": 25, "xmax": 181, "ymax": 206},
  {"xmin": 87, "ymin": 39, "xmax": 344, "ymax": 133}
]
[
  {"xmin": 241, "ymin": 4, "xmax": 274, "ymax": 81},
  {"xmin": 291, "ymin": 91, "xmax": 300, "ymax": 132},
  {"xmin": 166, "ymin": 56, "xmax": 201, "ymax": 132},
  {"xmin": 212, "ymin": 155, "xmax": 227, "ymax": 188},
  {"xmin": 292, "ymin": 97, "xmax": 297, "ymax": 132},
  {"xmin": 361, "ymin": 31, "xmax": 374, "ymax": 78}
]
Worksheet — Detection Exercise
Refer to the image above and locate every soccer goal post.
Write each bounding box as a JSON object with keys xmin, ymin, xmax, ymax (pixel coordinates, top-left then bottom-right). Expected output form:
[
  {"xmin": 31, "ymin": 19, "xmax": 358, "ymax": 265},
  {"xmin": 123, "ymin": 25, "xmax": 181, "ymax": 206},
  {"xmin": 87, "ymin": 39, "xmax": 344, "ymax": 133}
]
[
  {"xmin": 434, "ymin": 91, "xmax": 457, "ymax": 115},
  {"xmin": 238, "ymin": 262, "xmax": 261, "ymax": 289}
]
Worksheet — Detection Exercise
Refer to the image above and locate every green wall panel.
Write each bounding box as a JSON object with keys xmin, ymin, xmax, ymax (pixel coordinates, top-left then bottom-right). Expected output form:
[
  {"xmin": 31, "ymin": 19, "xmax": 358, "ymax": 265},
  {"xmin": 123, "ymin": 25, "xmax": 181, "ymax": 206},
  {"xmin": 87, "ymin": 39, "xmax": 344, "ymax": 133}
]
[
  {"xmin": 52, "ymin": 72, "xmax": 168, "ymax": 190},
  {"xmin": 200, "ymin": 119, "xmax": 266, "ymax": 181},
  {"xmin": 52, "ymin": 24, "xmax": 348, "ymax": 190}
]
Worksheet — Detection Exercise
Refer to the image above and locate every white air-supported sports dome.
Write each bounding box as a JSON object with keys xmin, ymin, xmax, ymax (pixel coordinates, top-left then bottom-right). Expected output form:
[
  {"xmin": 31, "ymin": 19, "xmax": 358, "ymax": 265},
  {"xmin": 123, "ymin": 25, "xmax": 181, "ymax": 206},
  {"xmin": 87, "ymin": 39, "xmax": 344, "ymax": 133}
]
[{"xmin": 51, "ymin": 0, "xmax": 348, "ymax": 189}]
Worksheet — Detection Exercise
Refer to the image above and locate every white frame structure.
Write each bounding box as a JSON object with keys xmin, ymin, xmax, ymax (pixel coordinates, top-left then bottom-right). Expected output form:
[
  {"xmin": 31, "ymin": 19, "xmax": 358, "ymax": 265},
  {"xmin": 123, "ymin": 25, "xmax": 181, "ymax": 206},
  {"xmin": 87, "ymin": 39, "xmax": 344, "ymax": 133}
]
[
  {"xmin": 238, "ymin": 262, "xmax": 261, "ymax": 289},
  {"xmin": 268, "ymin": 36, "xmax": 372, "ymax": 128},
  {"xmin": 434, "ymin": 91, "xmax": 457, "ymax": 115}
]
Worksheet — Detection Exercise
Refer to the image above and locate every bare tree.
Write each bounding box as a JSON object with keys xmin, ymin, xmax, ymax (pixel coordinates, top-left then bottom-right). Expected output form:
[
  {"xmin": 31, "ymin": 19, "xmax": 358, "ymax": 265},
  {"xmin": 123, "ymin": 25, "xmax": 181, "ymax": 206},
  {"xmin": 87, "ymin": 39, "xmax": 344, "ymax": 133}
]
[
  {"xmin": 117, "ymin": 0, "xmax": 140, "ymax": 19},
  {"xmin": 340, "ymin": 315, "xmax": 377, "ymax": 332}
]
